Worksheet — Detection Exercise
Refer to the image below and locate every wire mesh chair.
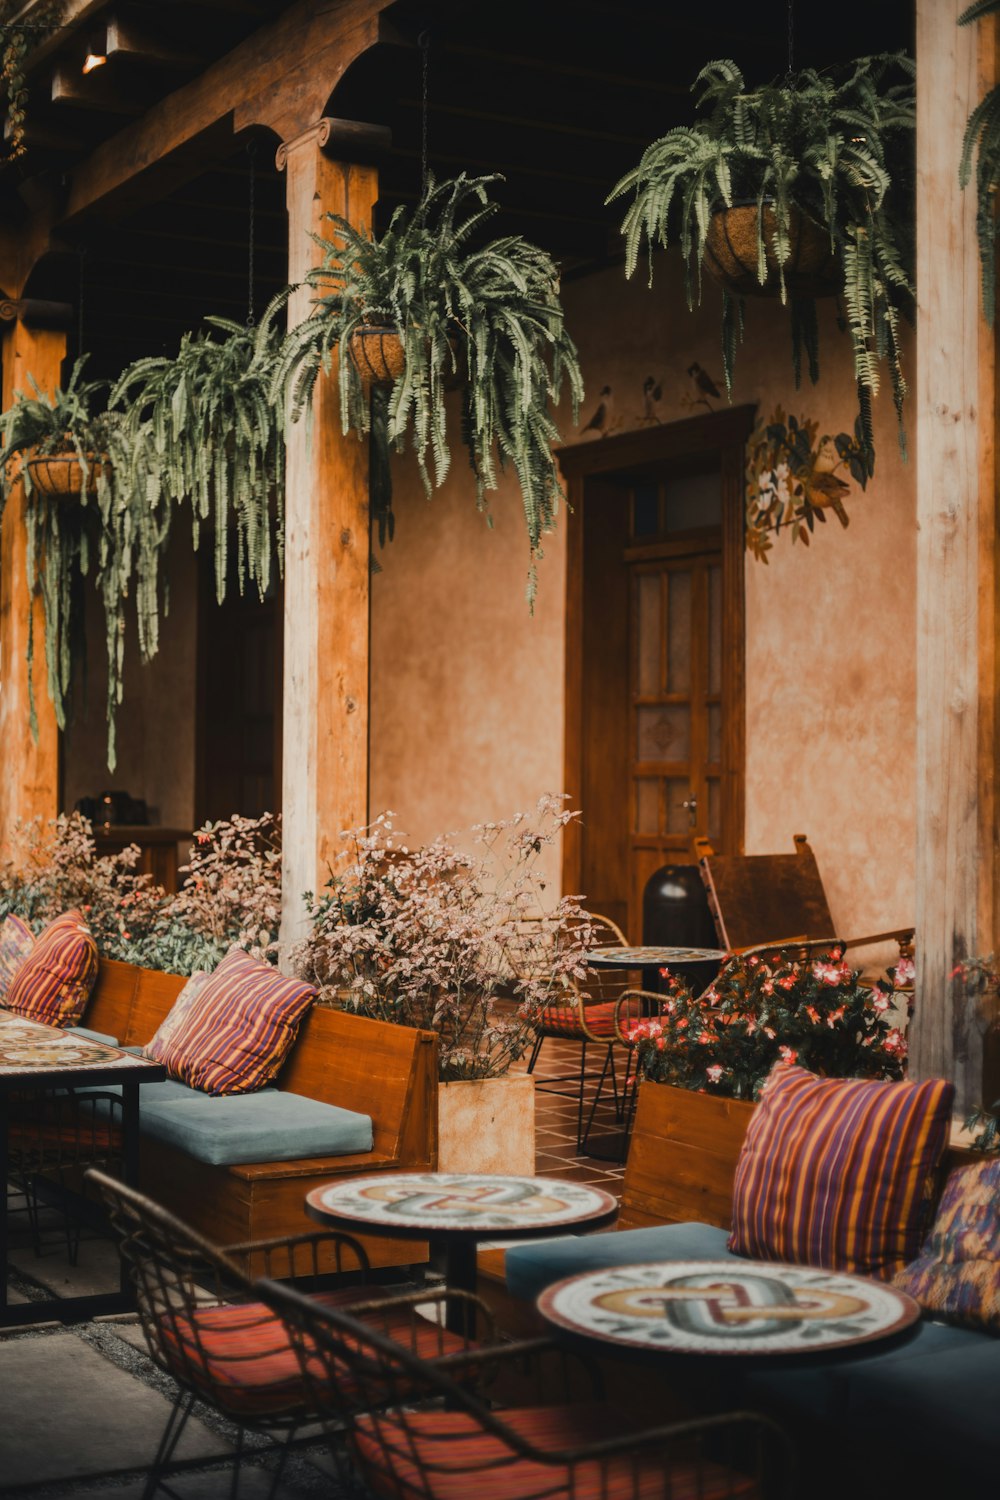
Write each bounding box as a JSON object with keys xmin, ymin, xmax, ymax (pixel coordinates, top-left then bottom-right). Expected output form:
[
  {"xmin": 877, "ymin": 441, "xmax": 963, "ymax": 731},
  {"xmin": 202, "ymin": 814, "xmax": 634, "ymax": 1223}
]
[
  {"xmin": 255, "ymin": 1278, "xmax": 795, "ymax": 1500},
  {"xmin": 85, "ymin": 1169, "xmax": 486, "ymax": 1500},
  {"xmin": 525, "ymin": 912, "xmax": 636, "ymax": 1152},
  {"xmin": 8, "ymin": 1088, "xmax": 124, "ymax": 1263}
]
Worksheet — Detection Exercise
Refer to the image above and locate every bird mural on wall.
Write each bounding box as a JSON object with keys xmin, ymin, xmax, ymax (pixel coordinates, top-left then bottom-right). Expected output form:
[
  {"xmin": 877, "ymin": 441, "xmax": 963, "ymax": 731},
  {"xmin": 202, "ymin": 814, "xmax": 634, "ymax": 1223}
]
[
  {"xmin": 579, "ymin": 385, "xmax": 614, "ymax": 438},
  {"xmin": 686, "ymin": 362, "xmax": 722, "ymax": 410},
  {"xmin": 639, "ymin": 374, "xmax": 663, "ymax": 424}
]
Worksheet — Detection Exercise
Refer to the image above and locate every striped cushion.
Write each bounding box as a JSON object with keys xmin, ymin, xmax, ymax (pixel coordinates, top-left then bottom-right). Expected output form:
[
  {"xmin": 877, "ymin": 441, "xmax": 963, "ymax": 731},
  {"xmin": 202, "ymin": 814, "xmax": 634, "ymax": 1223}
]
[
  {"xmin": 894, "ymin": 1157, "xmax": 1000, "ymax": 1331},
  {"xmin": 351, "ymin": 1402, "xmax": 758, "ymax": 1499},
  {"xmin": 4, "ymin": 910, "xmax": 98, "ymax": 1028},
  {"xmin": 160, "ymin": 1292, "xmax": 471, "ymax": 1419},
  {"xmin": 729, "ymin": 1065, "xmax": 954, "ymax": 1279},
  {"xmin": 537, "ymin": 1000, "xmax": 617, "ymax": 1039},
  {"xmin": 145, "ymin": 949, "xmax": 315, "ymax": 1095},
  {"xmin": 0, "ymin": 914, "xmax": 35, "ymax": 1001},
  {"xmin": 141, "ymin": 970, "xmax": 209, "ymax": 1061}
]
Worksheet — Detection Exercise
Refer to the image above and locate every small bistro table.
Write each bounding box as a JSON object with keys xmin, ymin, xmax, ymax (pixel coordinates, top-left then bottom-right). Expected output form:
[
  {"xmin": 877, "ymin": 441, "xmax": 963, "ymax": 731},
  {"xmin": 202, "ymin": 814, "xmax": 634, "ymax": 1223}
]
[
  {"xmin": 537, "ymin": 1259, "xmax": 920, "ymax": 1361},
  {"xmin": 305, "ymin": 1171, "xmax": 618, "ymax": 1333},
  {"xmin": 0, "ymin": 1010, "xmax": 166, "ymax": 1326},
  {"xmin": 587, "ymin": 944, "xmax": 728, "ymax": 995}
]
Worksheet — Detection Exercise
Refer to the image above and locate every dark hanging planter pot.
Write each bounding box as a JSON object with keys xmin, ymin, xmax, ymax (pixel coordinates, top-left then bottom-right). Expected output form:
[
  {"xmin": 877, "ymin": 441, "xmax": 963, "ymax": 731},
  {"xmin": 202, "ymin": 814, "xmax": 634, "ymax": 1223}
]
[
  {"xmin": 349, "ymin": 325, "xmax": 406, "ymax": 386},
  {"xmin": 703, "ymin": 202, "xmax": 840, "ymax": 299},
  {"xmin": 25, "ymin": 449, "xmax": 107, "ymax": 501}
]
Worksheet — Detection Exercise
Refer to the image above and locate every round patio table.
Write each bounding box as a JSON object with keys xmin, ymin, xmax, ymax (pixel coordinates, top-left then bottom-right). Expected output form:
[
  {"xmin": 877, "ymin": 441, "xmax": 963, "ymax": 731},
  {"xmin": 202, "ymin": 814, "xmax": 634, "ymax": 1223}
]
[
  {"xmin": 537, "ymin": 1258, "xmax": 920, "ymax": 1360},
  {"xmin": 587, "ymin": 944, "xmax": 728, "ymax": 996},
  {"xmin": 306, "ymin": 1171, "xmax": 618, "ymax": 1333}
]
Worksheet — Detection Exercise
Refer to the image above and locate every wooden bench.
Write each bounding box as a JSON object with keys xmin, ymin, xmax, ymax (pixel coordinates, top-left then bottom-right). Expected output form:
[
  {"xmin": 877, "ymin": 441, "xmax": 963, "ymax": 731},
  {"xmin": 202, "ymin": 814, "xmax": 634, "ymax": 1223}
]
[{"xmin": 84, "ymin": 958, "xmax": 438, "ymax": 1272}]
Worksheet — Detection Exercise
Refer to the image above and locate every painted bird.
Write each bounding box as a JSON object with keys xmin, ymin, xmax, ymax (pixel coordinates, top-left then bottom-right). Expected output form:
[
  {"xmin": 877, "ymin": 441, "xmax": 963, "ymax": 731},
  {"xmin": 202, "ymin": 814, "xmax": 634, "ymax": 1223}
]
[
  {"xmin": 641, "ymin": 374, "xmax": 663, "ymax": 424},
  {"xmin": 687, "ymin": 362, "xmax": 721, "ymax": 409},
  {"xmin": 580, "ymin": 385, "xmax": 613, "ymax": 438}
]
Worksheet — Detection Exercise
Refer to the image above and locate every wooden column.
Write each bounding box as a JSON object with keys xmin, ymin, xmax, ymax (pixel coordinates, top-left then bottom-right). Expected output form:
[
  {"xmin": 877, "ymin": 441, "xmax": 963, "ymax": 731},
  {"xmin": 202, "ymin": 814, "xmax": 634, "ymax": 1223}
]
[
  {"xmin": 912, "ymin": 2, "xmax": 1000, "ymax": 1111},
  {"xmin": 0, "ymin": 319, "xmax": 63, "ymax": 847},
  {"xmin": 277, "ymin": 121, "xmax": 376, "ymax": 945}
]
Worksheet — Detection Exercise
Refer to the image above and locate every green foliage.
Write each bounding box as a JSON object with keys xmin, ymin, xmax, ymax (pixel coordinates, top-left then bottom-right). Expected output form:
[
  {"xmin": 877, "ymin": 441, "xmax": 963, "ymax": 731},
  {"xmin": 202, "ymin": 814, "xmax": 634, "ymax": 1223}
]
[
  {"xmin": 959, "ymin": 2, "xmax": 1000, "ymax": 321},
  {"xmin": 630, "ymin": 948, "xmax": 908, "ymax": 1101},
  {"xmin": 274, "ymin": 174, "xmax": 583, "ymax": 601},
  {"xmin": 609, "ymin": 53, "xmax": 915, "ymax": 462},
  {"xmin": 0, "ymin": 810, "xmax": 282, "ymax": 975},
  {"xmin": 0, "ymin": 1, "xmax": 60, "ymax": 167},
  {"xmin": 744, "ymin": 403, "xmax": 873, "ymax": 560}
]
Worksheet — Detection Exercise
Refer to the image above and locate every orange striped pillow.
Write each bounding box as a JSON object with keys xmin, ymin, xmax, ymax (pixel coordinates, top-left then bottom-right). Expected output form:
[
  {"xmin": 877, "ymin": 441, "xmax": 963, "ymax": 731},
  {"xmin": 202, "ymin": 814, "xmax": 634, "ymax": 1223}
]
[
  {"xmin": 0, "ymin": 914, "xmax": 35, "ymax": 1001},
  {"xmin": 145, "ymin": 949, "xmax": 316, "ymax": 1096},
  {"xmin": 729, "ymin": 1064, "xmax": 954, "ymax": 1279},
  {"xmin": 5, "ymin": 909, "xmax": 99, "ymax": 1028}
]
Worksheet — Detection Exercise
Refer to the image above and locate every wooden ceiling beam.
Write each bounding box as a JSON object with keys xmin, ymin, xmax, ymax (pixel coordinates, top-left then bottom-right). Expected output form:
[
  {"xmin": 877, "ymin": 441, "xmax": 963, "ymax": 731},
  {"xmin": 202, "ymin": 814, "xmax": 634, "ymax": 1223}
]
[
  {"xmin": 59, "ymin": 0, "xmax": 389, "ymax": 225},
  {"xmin": 50, "ymin": 65, "xmax": 144, "ymax": 114},
  {"xmin": 103, "ymin": 19, "xmax": 205, "ymax": 69}
]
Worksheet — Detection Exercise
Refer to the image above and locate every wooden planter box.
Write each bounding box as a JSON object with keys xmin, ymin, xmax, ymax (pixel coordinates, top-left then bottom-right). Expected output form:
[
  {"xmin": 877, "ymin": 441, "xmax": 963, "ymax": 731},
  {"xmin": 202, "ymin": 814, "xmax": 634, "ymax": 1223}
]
[
  {"xmin": 618, "ymin": 1081, "xmax": 756, "ymax": 1233},
  {"xmin": 437, "ymin": 1073, "xmax": 536, "ymax": 1175}
]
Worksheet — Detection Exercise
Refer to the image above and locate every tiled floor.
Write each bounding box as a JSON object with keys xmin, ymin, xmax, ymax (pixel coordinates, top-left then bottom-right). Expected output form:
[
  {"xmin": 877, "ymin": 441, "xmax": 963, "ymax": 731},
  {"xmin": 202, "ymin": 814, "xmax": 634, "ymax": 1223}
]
[{"xmin": 519, "ymin": 1035, "xmax": 629, "ymax": 1198}]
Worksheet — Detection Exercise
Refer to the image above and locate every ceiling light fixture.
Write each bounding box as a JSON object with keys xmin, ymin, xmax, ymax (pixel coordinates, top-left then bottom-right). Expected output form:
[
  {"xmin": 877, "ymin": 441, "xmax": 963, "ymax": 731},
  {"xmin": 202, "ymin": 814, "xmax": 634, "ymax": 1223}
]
[{"xmin": 82, "ymin": 52, "xmax": 106, "ymax": 74}]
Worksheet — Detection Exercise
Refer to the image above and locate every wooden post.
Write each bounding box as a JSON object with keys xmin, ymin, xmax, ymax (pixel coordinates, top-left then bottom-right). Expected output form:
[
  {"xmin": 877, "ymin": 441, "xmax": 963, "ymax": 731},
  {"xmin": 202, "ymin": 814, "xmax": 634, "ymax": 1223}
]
[
  {"xmin": 912, "ymin": 2, "xmax": 1000, "ymax": 1111},
  {"xmin": 277, "ymin": 121, "xmax": 376, "ymax": 945},
  {"xmin": 0, "ymin": 319, "xmax": 64, "ymax": 848}
]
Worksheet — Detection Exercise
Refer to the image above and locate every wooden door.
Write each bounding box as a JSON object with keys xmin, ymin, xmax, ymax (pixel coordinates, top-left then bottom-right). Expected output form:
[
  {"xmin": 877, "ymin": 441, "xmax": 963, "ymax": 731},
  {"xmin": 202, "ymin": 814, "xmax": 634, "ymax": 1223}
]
[
  {"xmin": 630, "ymin": 551, "xmax": 723, "ymax": 932},
  {"xmin": 559, "ymin": 406, "xmax": 752, "ymax": 944}
]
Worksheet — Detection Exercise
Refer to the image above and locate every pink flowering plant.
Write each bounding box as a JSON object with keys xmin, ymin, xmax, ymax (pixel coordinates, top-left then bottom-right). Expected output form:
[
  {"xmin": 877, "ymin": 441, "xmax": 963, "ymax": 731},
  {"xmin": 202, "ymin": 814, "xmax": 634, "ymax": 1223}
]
[
  {"xmin": 292, "ymin": 797, "xmax": 593, "ymax": 1081},
  {"xmin": 0, "ymin": 810, "xmax": 281, "ymax": 974},
  {"xmin": 630, "ymin": 947, "xmax": 910, "ymax": 1101}
]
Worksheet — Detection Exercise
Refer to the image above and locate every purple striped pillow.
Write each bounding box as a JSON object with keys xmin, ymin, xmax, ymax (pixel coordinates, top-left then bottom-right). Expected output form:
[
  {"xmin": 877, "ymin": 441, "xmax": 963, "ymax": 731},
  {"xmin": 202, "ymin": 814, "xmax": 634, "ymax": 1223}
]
[
  {"xmin": 0, "ymin": 914, "xmax": 35, "ymax": 1001},
  {"xmin": 146, "ymin": 949, "xmax": 316, "ymax": 1095},
  {"xmin": 729, "ymin": 1064, "xmax": 954, "ymax": 1279},
  {"xmin": 5, "ymin": 909, "xmax": 99, "ymax": 1028}
]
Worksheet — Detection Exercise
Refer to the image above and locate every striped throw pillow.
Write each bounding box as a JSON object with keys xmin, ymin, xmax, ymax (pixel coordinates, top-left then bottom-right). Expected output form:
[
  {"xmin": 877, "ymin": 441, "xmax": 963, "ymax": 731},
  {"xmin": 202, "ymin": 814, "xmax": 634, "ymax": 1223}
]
[
  {"xmin": 729, "ymin": 1064, "xmax": 954, "ymax": 1279},
  {"xmin": 146, "ymin": 949, "xmax": 316, "ymax": 1096},
  {"xmin": 0, "ymin": 914, "xmax": 35, "ymax": 1002},
  {"xmin": 4, "ymin": 909, "xmax": 99, "ymax": 1028}
]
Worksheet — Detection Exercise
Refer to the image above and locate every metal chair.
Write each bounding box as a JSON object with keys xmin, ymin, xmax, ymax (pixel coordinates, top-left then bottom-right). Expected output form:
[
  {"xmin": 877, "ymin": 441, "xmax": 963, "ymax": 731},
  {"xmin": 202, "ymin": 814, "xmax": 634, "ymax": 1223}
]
[
  {"xmin": 255, "ymin": 1277, "xmax": 794, "ymax": 1500},
  {"xmin": 8, "ymin": 1087, "xmax": 124, "ymax": 1263},
  {"xmin": 525, "ymin": 912, "xmax": 635, "ymax": 1153},
  {"xmin": 86, "ymin": 1168, "xmax": 484, "ymax": 1500}
]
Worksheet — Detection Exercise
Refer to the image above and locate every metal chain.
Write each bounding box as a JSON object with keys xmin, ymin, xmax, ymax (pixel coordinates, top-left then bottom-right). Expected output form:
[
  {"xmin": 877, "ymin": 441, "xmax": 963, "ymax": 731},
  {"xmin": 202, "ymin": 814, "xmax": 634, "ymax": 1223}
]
[
  {"xmin": 246, "ymin": 139, "xmax": 257, "ymax": 327},
  {"xmin": 419, "ymin": 29, "xmax": 430, "ymax": 197},
  {"xmin": 77, "ymin": 246, "xmax": 86, "ymax": 356},
  {"xmin": 786, "ymin": 0, "xmax": 794, "ymax": 81}
]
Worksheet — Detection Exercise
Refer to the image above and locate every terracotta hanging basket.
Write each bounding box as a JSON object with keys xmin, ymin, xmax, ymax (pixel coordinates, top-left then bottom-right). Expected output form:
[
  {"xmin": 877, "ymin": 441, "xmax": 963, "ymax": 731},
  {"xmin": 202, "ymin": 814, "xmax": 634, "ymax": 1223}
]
[
  {"xmin": 703, "ymin": 203, "xmax": 840, "ymax": 299},
  {"xmin": 25, "ymin": 450, "xmax": 107, "ymax": 501},
  {"xmin": 349, "ymin": 326, "xmax": 406, "ymax": 386}
]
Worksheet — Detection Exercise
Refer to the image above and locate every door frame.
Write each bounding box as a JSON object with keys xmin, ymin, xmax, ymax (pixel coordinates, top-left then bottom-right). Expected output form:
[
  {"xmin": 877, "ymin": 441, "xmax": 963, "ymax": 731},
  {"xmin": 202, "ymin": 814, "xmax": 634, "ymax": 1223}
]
[{"xmin": 559, "ymin": 403, "xmax": 755, "ymax": 896}]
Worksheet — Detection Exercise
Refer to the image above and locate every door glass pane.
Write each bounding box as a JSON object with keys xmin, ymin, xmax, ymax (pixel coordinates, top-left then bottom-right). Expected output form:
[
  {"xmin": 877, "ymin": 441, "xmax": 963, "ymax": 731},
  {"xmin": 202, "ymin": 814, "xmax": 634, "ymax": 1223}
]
[
  {"xmin": 707, "ymin": 778, "xmax": 721, "ymax": 840},
  {"xmin": 708, "ymin": 565, "xmax": 722, "ymax": 696},
  {"xmin": 665, "ymin": 778, "xmax": 692, "ymax": 836},
  {"xmin": 707, "ymin": 703, "xmax": 722, "ymax": 765},
  {"xmin": 636, "ymin": 573, "xmax": 661, "ymax": 696},
  {"xmin": 632, "ymin": 482, "xmax": 659, "ymax": 539},
  {"xmin": 663, "ymin": 469, "xmax": 722, "ymax": 531},
  {"xmin": 635, "ymin": 778, "xmax": 661, "ymax": 834},
  {"xmin": 666, "ymin": 572, "xmax": 691, "ymax": 694},
  {"xmin": 637, "ymin": 704, "xmax": 690, "ymax": 762}
]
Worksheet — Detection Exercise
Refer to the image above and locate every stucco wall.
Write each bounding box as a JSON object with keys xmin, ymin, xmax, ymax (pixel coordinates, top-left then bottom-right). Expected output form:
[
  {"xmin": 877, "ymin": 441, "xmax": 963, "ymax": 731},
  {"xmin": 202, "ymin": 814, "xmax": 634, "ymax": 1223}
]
[{"xmin": 369, "ymin": 250, "xmax": 917, "ymax": 947}]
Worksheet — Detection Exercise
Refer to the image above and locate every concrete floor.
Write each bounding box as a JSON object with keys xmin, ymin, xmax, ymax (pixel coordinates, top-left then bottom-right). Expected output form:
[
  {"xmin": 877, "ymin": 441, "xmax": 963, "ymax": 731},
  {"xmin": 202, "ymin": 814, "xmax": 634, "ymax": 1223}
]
[{"xmin": 0, "ymin": 1042, "xmax": 626, "ymax": 1497}]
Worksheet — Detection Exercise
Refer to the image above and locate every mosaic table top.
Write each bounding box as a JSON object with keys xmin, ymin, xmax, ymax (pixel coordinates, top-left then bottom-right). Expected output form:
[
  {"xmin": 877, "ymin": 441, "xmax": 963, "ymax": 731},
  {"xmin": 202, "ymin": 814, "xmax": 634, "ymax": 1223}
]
[
  {"xmin": 587, "ymin": 946, "xmax": 727, "ymax": 967},
  {"xmin": 306, "ymin": 1172, "xmax": 618, "ymax": 1237},
  {"xmin": 0, "ymin": 1011, "xmax": 157, "ymax": 1079},
  {"xmin": 538, "ymin": 1259, "xmax": 919, "ymax": 1357}
]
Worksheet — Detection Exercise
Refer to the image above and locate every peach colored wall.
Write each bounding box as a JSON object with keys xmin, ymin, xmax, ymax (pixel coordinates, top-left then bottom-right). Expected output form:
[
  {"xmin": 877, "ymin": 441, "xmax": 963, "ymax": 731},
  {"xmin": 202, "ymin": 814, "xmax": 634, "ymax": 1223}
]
[
  {"xmin": 370, "ymin": 250, "xmax": 917, "ymax": 949},
  {"xmin": 62, "ymin": 533, "xmax": 198, "ymax": 829}
]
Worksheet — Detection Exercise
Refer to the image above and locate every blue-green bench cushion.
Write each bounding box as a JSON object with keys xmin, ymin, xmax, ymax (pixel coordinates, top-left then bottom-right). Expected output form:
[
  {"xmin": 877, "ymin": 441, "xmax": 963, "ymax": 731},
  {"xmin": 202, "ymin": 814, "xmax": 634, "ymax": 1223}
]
[
  {"xmin": 67, "ymin": 1025, "xmax": 120, "ymax": 1046},
  {"xmin": 504, "ymin": 1220, "xmax": 733, "ymax": 1302},
  {"xmin": 139, "ymin": 1086, "xmax": 373, "ymax": 1166}
]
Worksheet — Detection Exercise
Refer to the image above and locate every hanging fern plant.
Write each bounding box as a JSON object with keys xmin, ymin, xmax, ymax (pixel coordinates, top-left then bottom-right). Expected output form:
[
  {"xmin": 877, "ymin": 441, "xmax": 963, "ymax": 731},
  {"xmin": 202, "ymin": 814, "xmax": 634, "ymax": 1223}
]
[
  {"xmin": 959, "ymin": 1, "xmax": 1000, "ymax": 320},
  {"xmin": 608, "ymin": 53, "xmax": 915, "ymax": 464},
  {"xmin": 111, "ymin": 289, "xmax": 289, "ymax": 607},
  {"xmin": 0, "ymin": 1, "xmax": 61, "ymax": 166},
  {"xmin": 273, "ymin": 174, "xmax": 583, "ymax": 601}
]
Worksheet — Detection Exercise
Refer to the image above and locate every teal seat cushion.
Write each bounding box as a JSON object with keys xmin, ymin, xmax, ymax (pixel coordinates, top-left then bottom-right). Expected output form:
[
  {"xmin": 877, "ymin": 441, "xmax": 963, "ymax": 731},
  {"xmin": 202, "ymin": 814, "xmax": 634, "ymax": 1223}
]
[
  {"xmin": 137, "ymin": 1086, "xmax": 373, "ymax": 1166},
  {"xmin": 67, "ymin": 1025, "xmax": 119, "ymax": 1046},
  {"xmin": 505, "ymin": 1221, "xmax": 733, "ymax": 1302}
]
